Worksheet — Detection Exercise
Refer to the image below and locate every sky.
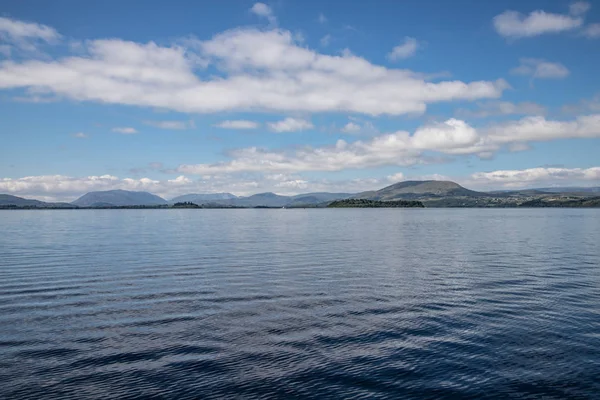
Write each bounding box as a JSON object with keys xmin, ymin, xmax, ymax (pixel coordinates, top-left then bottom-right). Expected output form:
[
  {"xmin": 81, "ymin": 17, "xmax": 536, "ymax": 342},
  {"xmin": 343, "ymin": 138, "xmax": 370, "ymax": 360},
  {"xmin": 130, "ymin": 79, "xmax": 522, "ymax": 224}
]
[{"xmin": 1, "ymin": 0, "xmax": 599, "ymax": 201}]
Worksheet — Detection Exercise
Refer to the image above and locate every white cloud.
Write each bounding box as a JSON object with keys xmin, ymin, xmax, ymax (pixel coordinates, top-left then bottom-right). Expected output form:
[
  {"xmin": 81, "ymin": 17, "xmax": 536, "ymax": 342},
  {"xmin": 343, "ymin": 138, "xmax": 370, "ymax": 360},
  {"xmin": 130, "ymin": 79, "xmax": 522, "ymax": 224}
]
[
  {"xmin": 214, "ymin": 120, "xmax": 259, "ymax": 129},
  {"xmin": 486, "ymin": 114, "xmax": 600, "ymax": 143},
  {"xmin": 320, "ymin": 34, "xmax": 331, "ymax": 47},
  {"xmin": 511, "ymin": 58, "xmax": 569, "ymax": 79},
  {"xmin": 112, "ymin": 127, "xmax": 138, "ymax": 134},
  {"xmin": 0, "ymin": 16, "xmax": 61, "ymax": 56},
  {"xmin": 0, "ymin": 26, "xmax": 508, "ymax": 116},
  {"xmin": 250, "ymin": 3, "xmax": 276, "ymax": 25},
  {"xmin": 3, "ymin": 166, "xmax": 600, "ymax": 202},
  {"xmin": 0, "ymin": 173, "xmax": 388, "ymax": 201},
  {"xmin": 386, "ymin": 172, "xmax": 405, "ymax": 182},
  {"xmin": 412, "ymin": 118, "xmax": 479, "ymax": 151},
  {"xmin": 144, "ymin": 120, "xmax": 192, "ymax": 130},
  {"xmin": 0, "ymin": 16, "xmax": 60, "ymax": 42},
  {"xmin": 340, "ymin": 119, "xmax": 378, "ymax": 136},
  {"xmin": 341, "ymin": 122, "xmax": 361, "ymax": 133},
  {"xmin": 267, "ymin": 117, "xmax": 314, "ymax": 132},
  {"xmin": 387, "ymin": 37, "xmax": 419, "ymax": 60},
  {"xmin": 470, "ymin": 167, "xmax": 600, "ymax": 188},
  {"xmin": 72, "ymin": 132, "xmax": 87, "ymax": 138},
  {"xmin": 0, "ymin": 174, "xmax": 201, "ymax": 202},
  {"xmin": 570, "ymin": 2, "xmax": 591, "ymax": 16},
  {"xmin": 318, "ymin": 13, "xmax": 327, "ymax": 24},
  {"xmin": 456, "ymin": 101, "xmax": 546, "ymax": 118},
  {"xmin": 583, "ymin": 23, "xmax": 600, "ymax": 38},
  {"xmin": 177, "ymin": 114, "xmax": 600, "ymax": 175},
  {"xmin": 493, "ymin": 8, "xmax": 584, "ymax": 38}
]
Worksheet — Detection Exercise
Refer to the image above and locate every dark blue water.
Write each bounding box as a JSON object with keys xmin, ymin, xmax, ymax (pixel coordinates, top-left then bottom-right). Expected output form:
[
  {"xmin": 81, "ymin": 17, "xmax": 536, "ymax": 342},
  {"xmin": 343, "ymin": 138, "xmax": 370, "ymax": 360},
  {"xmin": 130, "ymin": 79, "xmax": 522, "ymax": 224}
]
[{"xmin": 1, "ymin": 209, "xmax": 600, "ymax": 399}]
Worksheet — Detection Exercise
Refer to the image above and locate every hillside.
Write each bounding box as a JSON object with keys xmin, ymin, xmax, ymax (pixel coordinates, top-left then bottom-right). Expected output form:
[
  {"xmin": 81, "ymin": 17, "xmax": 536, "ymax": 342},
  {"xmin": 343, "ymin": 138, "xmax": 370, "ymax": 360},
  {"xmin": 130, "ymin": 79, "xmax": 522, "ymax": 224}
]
[
  {"xmin": 72, "ymin": 190, "xmax": 167, "ymax": 207},
  {"xmin": 357, "ymin": 180, "xmax": 488, "ymax": 201},
  {"xmin": 0, "ymin": 194, "xmax": 75, "ymax": 208}
]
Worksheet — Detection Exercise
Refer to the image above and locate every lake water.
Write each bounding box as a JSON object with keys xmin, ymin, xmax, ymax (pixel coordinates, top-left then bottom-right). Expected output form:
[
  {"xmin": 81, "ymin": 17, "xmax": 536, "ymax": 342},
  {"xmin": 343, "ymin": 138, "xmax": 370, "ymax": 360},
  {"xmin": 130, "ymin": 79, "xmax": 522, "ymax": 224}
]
[{"xmin": 1, "ymin": 209, "xmax": 600, "ymax": 399}]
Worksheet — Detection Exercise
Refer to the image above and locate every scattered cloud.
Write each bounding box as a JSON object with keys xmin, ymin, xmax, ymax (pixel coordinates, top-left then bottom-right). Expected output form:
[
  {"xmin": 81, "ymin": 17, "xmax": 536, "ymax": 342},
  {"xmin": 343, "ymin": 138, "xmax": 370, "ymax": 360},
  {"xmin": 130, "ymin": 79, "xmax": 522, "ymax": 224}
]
[
  {"xmin": 469, "ymin": 166, "xmax": 600, "ymax": 188},
  {"xmin": 570, "ymin": 2, "xmax": 591, "ymax": 16},
  {"xmin": 387, "ymin": 37, "xmax": 419, "ymax": 60},
  {"xmin": 0, "ymin": 23, "xmax": 508, "ymax": 116},
  {"xmin": 320, "ymin": 34, "xmax": 331, "ymax": 47},
  {"xmin": 386, "ymin": 172, "xmax": 405, "ymax": 182},
  {"xmin": 341, "ymin": 122, "xmax": 361, "ymax": 133},
  {"xmin": 511, "ymin": 58, "xmax": 569, "ymax": 79},
  {"xmin": 486, "ymin": 114, "xmax": 600, "ymax": 143},
  {"xmin": 143, "ymin": 120, "xmax": 193, "ymax": 130},
  {"xmin": 493, "ymin": 7, "xmax": 584, "ymax": 38},
  {"xmin": 72, "ymin": 132, "xmax": 87, "ymax": 138},
  {"xmin": 340, "ymin": 119, "xmax": 379, "ymax": 135},
  {"xmin": 111, "ymin": 127, "xmax": 138, "ymax": 134},
  {"xmin": 214, "ymin": 120, "xmax": 259, "ymax": 129},
  {"xmin": 267, "ymin": 117, "xmax": 314, "ymax": 132},
  {"xmin": 456, "ymin": 101, "xmax": 546, "ymax": 118},
  {"xmin": 177, "ymin": 114, "xmax": 600, "ymax": 175},
  {"xmin": 318, "ymin": 13, "xmax": 327, "ymax": 24},
  {"xmin": 583, "ymin": 23, "xmax": 600, "ymax": 38},
  {"xmin": 561, "ymin": 94, "xmax": 600, "ymax": 114},
  {"xmin": 250, "ymin": 3, "xmax": 276, "ymax": 25},
  {"xmin": 0, "ymin": 16, "xmax": 61, "ymax": 57},
  {"xmin": 6, "ymin": 166, "xmax": 599, "ymax": 202}
]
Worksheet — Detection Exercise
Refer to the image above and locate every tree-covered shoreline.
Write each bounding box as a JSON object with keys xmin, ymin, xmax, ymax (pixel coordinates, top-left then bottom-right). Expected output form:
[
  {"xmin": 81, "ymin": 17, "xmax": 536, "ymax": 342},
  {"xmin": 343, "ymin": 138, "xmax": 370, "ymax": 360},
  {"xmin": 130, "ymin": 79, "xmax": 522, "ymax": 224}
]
[{"xmin": 327, "ymin": 199, "xmax": 424, "ymax": 208}]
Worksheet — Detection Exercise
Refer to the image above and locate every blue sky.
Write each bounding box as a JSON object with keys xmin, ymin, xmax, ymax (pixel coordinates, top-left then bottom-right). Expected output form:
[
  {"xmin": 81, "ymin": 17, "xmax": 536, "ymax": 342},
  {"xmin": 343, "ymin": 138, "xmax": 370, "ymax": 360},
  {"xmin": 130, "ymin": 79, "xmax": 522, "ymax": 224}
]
[{"xmin": 1, "ymin": 0, "xmax": 599, "ymax": 201}]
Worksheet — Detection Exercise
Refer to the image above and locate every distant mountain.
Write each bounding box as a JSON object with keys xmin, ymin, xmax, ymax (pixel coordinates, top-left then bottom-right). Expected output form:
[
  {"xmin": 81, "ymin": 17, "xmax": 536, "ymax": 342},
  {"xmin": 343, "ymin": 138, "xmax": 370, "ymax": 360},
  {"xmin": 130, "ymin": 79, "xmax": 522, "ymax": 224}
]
[
  {"xmin": 72, "ymin": 190, "xmax": 167, "ymax": 207},
  {"xmin": 290, "ymin": 192, "xmax": 353, "ymax": 205},
  {"xmin": 170, "ymin": 193, "xmax": 238, "ymax": 204},
  {"xmin": 356, "ymin": 180, "xmax": 488, "ymax": 201},
  {"xmin": 535, "ymin": 187, "xmax": 600, "ymax": 194},
  {"xmin": 210, "ymin": 192, "xmax": 353, "ymax": 207},
  {"xmin": 0, "ymin": 194, "xmax": 74, "ymax": 208},
  {"xmin": 227, "ymin": 192, "xmax": 291, "ymax": 208}
]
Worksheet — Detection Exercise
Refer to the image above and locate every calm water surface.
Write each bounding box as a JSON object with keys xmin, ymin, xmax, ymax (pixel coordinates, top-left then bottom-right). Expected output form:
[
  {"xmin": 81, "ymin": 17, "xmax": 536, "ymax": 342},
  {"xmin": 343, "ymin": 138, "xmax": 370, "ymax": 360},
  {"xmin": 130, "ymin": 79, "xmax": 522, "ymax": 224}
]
[{"xmin": 1, "ymin": 209, "xmax": 600, "ymax": 399}]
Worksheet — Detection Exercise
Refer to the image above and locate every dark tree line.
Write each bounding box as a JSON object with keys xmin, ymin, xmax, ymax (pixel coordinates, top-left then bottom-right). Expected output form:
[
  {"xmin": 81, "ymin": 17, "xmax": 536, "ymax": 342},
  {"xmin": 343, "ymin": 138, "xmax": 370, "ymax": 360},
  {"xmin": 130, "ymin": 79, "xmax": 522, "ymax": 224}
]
[{"xmin": 327, "ymin": 199, "xmax": 424, "ymax": 208}]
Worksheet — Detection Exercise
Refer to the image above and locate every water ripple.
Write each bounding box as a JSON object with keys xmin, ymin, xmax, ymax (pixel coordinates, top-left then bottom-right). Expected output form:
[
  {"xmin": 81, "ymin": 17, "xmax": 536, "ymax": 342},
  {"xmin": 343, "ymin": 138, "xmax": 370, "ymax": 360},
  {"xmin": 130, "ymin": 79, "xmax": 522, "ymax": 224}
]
[{"xmin": 1, "ymin": 209, "xmax": 600, "ymax": 399}]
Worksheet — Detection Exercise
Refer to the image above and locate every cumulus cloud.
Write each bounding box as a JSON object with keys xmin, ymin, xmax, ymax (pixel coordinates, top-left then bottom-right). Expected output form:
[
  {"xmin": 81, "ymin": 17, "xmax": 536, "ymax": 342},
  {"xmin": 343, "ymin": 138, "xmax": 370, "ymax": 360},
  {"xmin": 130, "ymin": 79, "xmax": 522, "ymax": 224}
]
[
  {"xmin": 493, "ymin": 7, "xmax": 584, "ymax": 38},
  {"xmin": 470, "ymin": 167, "xmax": 600, "ymax": 188},
  {"xmin": 72, "ymin": 132, "xmax": 87, "ymax": 138},
  {"xmin": 214, "ymin": 120, "xmax": 259, "ymax": 129},
  {"xmin": 456, "ymin": 101, "xmax": 546, "ymax": 118},
  {"xmin": 341, "ymin": 122, "xmax": 361, "ymax": 133},
  {"xmin": 386, "ymin": 172, "xmax": 405, "ymax": 182},
  {"xmin": 511, "ymin": 58, "xmax": 569, "ymax": 79},
  {"xmin": 112, "ymin": 127, "xmax": 138, "ymax": 134},
  {"xmin": 318, "ymin": 13, "xmax": 327, "ymax": 24},
  {"xmin": 0, "ymin": 23, "xmax": 508, "ymax": 116},
  {"xmin": 250, "ymin": 3, "xmax": 276, "ymax": 25},
  {"xmin": 267, "ymin": 117, "xmax": 314, "ymax": 132},
  {"xmin": 3, "ymin": 165, "xmax": 600, "ymax": 201},
  {"xmin": 486, "ymin": 114, "xmax": 600, "ymax": 143},
  {"xmin": 176, "ymin": 114, "xmax": 600, "ymax": 175},
  {"xmin": 387, "ymin": 37, "xmax": 419, "ymax": 60},
  {"xmin": 0, "ymin": 173, "xmax": 392, "ymax": 201}
]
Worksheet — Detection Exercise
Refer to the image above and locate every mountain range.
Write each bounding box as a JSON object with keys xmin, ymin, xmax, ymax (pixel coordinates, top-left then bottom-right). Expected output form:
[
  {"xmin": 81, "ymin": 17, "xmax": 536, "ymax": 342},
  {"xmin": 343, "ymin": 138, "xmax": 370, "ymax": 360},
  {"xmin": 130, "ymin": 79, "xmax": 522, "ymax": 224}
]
[{"xmin": 1, "ymin": 181, "xmax": 600, "ymax": 208}]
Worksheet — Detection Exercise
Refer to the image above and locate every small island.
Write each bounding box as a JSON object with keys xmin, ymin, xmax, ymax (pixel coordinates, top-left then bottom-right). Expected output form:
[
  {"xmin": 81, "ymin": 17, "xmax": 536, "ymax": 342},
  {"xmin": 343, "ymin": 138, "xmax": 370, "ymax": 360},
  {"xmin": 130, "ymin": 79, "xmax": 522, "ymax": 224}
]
[{"xmin": 327, "ymin": 199, "xmax": 424, "ymax": 208}]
